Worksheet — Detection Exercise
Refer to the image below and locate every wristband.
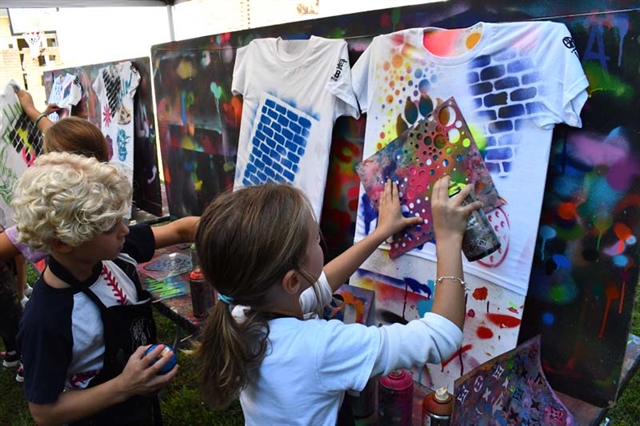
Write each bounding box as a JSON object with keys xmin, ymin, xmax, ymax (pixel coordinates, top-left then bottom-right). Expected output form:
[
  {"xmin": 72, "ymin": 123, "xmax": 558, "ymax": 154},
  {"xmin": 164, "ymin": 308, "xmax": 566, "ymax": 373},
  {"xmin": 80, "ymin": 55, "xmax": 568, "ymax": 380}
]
[
  {"xmin": 34, "ymin": 112, "xmax": 47, "ymax": 128},
  {"xmin": 436, "ymin": 276, "xmax": 469, "ymax": 292}
]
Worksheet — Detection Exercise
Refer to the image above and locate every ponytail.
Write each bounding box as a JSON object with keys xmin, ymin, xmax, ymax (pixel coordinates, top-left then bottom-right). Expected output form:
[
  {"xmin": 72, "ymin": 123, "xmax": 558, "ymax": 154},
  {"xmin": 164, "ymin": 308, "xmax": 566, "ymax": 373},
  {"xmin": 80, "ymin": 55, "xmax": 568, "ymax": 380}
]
[{"xmin": 197, "ymin": 301, "xmax": 270, "ymax": 409}]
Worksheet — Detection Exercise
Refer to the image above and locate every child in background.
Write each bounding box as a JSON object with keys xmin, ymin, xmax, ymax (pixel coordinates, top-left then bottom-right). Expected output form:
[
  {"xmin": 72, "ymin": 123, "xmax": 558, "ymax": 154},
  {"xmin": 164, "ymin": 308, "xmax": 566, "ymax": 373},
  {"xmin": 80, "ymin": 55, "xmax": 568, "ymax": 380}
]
[
  {"xmin": 195, "ymin": 177, "xmax": 478, "ymax": 425},
  {"xmin": 0, "ymin": 222, "xmax": 26, "ymax": 382},
  {"xmin": 12, "ymin": 152, "xmax": 197, "ymax": 426}
]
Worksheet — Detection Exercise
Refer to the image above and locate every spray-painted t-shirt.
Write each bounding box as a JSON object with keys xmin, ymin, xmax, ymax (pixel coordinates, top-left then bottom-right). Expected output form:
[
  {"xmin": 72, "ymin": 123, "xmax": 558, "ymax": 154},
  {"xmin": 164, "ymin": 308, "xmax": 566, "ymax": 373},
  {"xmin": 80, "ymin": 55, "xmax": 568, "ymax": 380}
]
[
  {"xmin": 232, "ymin": 36, "xmax": 360, "ymax": 220},
  {"xmin": 47, "ymin": 73, "xmax": 82, "ymax": 122},
  {"xmin": 92, "ymin": 61, "xmax": 140, "ymax": 187},
  {"xmin": 351, "ymin": 21, "xmax": 588, "ymax": 295}
]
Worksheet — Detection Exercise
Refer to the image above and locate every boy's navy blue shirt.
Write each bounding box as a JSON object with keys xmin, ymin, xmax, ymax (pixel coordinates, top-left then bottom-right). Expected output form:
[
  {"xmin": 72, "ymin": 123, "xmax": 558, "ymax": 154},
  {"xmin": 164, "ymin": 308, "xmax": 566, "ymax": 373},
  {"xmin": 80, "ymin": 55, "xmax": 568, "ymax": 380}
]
[{"xmin": 18, "ymin": 224, "xmax": 155, "ymax": 403}]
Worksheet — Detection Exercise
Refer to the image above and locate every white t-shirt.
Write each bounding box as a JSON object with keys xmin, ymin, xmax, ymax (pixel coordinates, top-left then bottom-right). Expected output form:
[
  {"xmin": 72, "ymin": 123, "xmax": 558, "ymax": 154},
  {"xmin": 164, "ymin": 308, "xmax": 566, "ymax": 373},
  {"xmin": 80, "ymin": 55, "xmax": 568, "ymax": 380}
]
[
  {"xmin": 47, "ymin": 73, "xmax": 82, "ymax": 122},
  {"xmin": 92, "ymin": 61, "xmax": 140, "ymax": 186},
  {"xmin": 351, "ymin": 22, "xmax": 588, "ymax": 294},
  {"xmin": 234, "ymin": 273, "xmax": 462, "ymax": 426},
  {"xmin": 232, "ymin": 36, "xmax": 360, "ymax": 220}
]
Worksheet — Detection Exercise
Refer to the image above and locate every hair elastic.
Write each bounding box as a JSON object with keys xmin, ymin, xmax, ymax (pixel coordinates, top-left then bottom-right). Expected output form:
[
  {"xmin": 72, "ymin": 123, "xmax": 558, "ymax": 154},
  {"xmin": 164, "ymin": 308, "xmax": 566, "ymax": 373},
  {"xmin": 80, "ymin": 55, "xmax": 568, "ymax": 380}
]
[{"xmin": 217, "ymin": 293, "xmax": 234, "ymax": 305}]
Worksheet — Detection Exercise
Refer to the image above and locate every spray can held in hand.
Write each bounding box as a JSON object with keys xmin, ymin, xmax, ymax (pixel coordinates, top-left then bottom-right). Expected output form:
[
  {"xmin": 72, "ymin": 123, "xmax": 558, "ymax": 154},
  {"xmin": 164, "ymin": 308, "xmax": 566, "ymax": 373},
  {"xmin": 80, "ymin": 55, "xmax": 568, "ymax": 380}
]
[
  {"xmin": 448, "ymin": 181, "xmax": 500, "ymax": 262},
  {"xmin": 378, "ymin": 369, "xmax": 413, "ymax": 425},
  {"xmin": 422, "ymin": 386, "xmax": 453, "ymax": 425}
]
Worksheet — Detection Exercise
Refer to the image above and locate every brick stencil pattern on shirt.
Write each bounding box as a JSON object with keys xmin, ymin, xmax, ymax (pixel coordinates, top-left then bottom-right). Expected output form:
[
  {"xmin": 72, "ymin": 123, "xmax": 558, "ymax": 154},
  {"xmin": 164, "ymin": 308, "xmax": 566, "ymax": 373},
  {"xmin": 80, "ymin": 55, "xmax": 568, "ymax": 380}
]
[{"xmin": 243, "ymin": 94, "xmax": 314, "ymax": 186}]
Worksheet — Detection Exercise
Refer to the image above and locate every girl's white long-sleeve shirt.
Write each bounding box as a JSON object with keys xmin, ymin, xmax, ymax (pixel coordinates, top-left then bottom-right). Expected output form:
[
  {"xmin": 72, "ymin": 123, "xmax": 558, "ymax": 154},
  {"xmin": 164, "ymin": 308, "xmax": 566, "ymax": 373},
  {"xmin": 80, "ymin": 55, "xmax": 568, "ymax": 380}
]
[{"xmin": 232, "ymin": 272, "xmax": 462, "ymax": 426}]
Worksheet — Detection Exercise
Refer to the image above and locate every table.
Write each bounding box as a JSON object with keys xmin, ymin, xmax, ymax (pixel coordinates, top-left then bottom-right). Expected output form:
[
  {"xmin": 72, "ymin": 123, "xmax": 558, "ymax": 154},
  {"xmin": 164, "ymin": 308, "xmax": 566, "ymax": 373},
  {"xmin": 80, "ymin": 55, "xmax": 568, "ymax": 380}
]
[
  {"xmin": 138, "ymin": 246, "xmax": 640, "ymax": 425},
  {"xmin": 137, "ymin": 244, "xmax": 204, "ymax": 344}
]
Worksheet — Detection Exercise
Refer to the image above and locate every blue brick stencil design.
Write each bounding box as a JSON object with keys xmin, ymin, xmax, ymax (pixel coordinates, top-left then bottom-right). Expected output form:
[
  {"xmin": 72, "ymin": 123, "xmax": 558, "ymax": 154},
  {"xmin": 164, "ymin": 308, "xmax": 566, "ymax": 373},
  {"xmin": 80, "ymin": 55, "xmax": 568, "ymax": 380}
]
[
  {"xmin": 243, "ymin": 95, "xmax": 313, "ymax": 186},
  {"xmin": 467, "ymin": 49, "xmax": 544, "ymax": 178}
]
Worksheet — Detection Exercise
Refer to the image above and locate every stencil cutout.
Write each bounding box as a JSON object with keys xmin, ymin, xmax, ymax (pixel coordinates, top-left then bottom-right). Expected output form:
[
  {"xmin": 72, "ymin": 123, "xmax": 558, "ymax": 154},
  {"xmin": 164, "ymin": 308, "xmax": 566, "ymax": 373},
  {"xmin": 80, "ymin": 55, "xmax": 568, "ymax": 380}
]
[{"xmin": 356, "ymin": 97, "xmax": 502, "ymax": 258}]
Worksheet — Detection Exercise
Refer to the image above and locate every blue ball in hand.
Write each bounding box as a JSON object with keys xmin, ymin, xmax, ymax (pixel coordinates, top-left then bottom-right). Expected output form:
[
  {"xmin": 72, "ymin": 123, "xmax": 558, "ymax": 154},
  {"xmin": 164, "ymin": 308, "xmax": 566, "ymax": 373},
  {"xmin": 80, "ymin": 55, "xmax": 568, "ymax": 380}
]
[{"xmin": 145, "ymin": 344, "xmax": 177, "ymax": 374}]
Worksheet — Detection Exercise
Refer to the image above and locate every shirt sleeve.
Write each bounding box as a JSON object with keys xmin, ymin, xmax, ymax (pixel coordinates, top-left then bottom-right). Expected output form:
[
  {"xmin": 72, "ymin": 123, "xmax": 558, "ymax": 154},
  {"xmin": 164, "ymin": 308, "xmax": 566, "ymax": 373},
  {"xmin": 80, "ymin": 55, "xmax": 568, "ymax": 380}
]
[
  {"xmin": 370, "ymin": 312, "xmax": 463, "ymax": 377},
  {"xmin": 532, "ymin": 22, "xmax": 589, "ymax": 129},
  {"xmin": 92, "ymin": 69, "xmax": 104, "ymax": 101},
  {"xmin": 299, "ymin": 271, "xmax": 333, "ymax": 314},
  {"xmin": 350, "ymin": 39, "xmax": 375, "ymax": 114},
  {"xmin": 70, "ymin": 74, "xmax": 82, "ymax": 106},
  {"xmin": 19, "ymin": 281, "xmax": 74, "ymax": 404},
  {"xmin": 231, "ymin": 45, "xmax": 249, "ymax": 96},
  {"xmin": 5, "ymin": 225, "xmax": 46, "ymax": 264},
  {"xmin": 325, "ymin": 40, "xmax": 360, "ymax": 120},
  {"xmin": 127, "ymin": 63, "xmax": 141, "ymax": 99},
  {"xmin": 313, "ymin": 311, "xmax": 462, "ymax": 393},
  {"xmin": 122, "ymin": 223, "xmax": 155, "ymax": 264}
]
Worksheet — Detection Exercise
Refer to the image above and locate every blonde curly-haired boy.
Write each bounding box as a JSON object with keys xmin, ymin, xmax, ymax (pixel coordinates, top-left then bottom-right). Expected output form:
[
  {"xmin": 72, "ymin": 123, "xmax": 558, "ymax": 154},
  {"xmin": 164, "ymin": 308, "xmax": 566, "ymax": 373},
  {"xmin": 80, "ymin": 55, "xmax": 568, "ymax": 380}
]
[{"xmin": 12, "ymin": 152, "xmax": 196, "ymax": 426}]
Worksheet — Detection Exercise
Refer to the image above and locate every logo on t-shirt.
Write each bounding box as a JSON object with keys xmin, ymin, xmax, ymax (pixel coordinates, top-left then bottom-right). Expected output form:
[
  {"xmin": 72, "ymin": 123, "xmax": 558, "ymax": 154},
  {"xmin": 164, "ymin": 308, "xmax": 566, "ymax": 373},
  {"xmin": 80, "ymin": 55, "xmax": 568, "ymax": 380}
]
[
  {"xmin": 562, "ymin": 37, "xmax": 578, "ymax": 57},
  {"xmin": 331, "ymin": 59, "xmax": 348, "ymax": 82}
]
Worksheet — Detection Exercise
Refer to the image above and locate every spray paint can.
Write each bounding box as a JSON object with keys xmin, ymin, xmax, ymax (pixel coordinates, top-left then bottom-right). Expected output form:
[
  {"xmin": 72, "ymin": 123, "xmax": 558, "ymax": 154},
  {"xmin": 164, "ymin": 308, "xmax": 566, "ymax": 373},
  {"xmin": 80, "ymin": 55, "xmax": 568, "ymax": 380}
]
[
  {"xmin": 422, "ymin": 386, "xmax": 453, "ymax": 426},
  {"xmin": 448, "ymin": 182, "xmax": 500, "ymax": 262},
  {"xmin": 349, "ymin": 378, "xmax": 377, "ymax": 419},
  {"xmin": 378, "ymin": 370, "xmax": 413, "ymax": 425},
  {"xmin": 189, "ymin": 269, "xmax": 214, "ymax": 319}
]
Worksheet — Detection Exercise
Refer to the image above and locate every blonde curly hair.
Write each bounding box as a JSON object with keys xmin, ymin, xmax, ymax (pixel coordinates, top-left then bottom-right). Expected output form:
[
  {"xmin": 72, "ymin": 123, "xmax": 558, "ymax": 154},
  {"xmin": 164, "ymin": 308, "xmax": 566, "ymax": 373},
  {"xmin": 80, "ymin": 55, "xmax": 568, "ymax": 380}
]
[{"xmin": 11, "ymin": 152, "xmax": 132, "ymax": 254}]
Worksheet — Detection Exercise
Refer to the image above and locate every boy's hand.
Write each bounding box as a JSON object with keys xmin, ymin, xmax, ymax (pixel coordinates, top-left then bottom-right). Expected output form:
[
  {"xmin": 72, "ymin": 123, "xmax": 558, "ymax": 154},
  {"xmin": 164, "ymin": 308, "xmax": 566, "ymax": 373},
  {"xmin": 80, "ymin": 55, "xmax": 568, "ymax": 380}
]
[
  {"xmin": 374, "ymin": 179, "xmax": 423, "ymax": 240},
  {"xmin": 431, "ymin": 176, "xmax": 483, "ymax": 243},
  {"xmin": 115, "ymin": 344, "xmax": 178, "ymax": 399}
]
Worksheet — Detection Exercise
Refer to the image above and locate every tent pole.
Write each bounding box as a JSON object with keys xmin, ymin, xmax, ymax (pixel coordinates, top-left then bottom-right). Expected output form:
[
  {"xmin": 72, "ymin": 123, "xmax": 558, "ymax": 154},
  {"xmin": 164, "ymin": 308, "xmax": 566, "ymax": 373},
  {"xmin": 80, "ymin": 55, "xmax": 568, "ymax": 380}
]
[{"xmin": 166, "ymin": 4, "xmax": 175, "ymax": 41}]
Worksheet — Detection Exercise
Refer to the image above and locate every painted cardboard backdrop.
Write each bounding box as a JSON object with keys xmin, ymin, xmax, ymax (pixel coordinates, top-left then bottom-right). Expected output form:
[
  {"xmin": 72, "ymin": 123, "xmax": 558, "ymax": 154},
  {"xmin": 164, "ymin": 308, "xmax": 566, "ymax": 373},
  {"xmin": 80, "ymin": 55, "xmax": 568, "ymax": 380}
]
[
  {"xmin": 151, "ymin": 0, "xmax": 639, "ymax": 407},
  {"xmin": 43, "ymin": 57, "xmax": 163, "ymax": 217},
  {"xmin": 0, "ymin": 81, "xmax": 44, "ymax": 227}
]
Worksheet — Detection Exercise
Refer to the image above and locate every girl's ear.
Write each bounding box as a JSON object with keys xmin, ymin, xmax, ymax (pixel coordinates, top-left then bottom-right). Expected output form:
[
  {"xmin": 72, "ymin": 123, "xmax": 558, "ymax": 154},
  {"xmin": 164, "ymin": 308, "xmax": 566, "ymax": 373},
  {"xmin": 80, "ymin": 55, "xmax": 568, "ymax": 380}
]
[{"xmin": 281, "ymin": 269, "xmax": 301, "ymax": 295}]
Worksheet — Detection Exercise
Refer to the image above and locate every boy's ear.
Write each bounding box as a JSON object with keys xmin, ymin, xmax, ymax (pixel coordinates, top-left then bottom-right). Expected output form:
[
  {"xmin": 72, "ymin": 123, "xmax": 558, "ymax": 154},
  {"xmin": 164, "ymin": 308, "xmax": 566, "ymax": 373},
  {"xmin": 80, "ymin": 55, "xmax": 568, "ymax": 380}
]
[
  {"xmin": 50, "ymin": 239, "xmax": 73, "ymax": 254},
  {"xmin": 281, "ymin": 269, "xmax": 301, "ymax": 295}
]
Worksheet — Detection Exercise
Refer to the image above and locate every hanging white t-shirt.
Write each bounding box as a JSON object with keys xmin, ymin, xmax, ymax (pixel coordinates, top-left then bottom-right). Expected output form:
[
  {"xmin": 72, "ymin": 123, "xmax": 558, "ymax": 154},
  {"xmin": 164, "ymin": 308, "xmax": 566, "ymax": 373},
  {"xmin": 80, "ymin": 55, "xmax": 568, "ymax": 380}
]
[
  {"xmin": 47, "ymin": 73, "xmax": 82, "ymax": 122},
  {"xmin": 232, "ymin": 36, "xmax": 360, "ymax": 220},
  {"xmin": 92, "ymin": 61, "xmax": 140, "ymax": 186},
  {"xmin": 351, "ymin": 22, "xmax": 588, "ymax": 295}
]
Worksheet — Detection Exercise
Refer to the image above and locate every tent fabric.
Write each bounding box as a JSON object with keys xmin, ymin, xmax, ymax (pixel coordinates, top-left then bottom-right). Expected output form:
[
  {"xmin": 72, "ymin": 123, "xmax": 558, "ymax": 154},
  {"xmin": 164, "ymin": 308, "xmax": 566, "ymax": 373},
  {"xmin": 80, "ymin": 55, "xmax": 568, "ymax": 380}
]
[{"xmin": 3, "ymin": 1, "xmax": 188, "ymax": 7}]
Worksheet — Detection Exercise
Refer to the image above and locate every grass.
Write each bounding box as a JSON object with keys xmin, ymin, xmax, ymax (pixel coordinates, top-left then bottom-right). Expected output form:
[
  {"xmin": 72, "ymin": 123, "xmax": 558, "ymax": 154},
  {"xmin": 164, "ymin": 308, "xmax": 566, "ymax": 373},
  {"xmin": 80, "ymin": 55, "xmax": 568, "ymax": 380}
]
[{"xmin": 1, "ymin": 266, "xmax": 639, "ymax": 425}]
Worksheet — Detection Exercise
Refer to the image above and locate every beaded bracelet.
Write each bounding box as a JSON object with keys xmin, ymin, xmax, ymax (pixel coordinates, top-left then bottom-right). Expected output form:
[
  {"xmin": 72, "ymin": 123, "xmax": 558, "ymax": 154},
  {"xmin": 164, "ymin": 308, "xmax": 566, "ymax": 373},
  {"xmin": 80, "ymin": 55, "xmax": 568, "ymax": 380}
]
[
  {"xmin": 436, "ymin": 276, "xmax": 469, "ymax": 292},
  {"xmin": 34, "ymin": 113, "xmax": 47, "ymax": 128}
]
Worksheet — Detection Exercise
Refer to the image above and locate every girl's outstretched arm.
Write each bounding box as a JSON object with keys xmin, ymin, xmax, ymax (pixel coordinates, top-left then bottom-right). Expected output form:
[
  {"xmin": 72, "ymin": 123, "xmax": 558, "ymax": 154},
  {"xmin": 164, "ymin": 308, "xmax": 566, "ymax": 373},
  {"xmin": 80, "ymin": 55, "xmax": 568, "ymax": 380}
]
[
  {"xmin": 430, "ymin": 176, "xmax": 482, "ymax": 330},
  {"xmin": 323, "ymin": 180, "xmax": 422, "ymax": 292}
]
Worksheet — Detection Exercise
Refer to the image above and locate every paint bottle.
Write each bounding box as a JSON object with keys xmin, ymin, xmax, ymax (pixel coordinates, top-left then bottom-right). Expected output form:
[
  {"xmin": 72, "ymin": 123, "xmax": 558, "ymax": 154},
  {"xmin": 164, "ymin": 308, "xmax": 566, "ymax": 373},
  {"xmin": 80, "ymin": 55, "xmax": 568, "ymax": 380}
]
[
  {"xmin": 189, "ymin": 269, "xmax": 214, "ymax": 319},
  {"xmin": 422, "ymin": 386, "xmax": 453, "ymax": 426},
  {"xmin": 378, "ymin": 369, "xmax": 413, "ymax": 425},
  {"xmin": 448, "ymin": 181, "xmax": 500, "ymax": 261}
]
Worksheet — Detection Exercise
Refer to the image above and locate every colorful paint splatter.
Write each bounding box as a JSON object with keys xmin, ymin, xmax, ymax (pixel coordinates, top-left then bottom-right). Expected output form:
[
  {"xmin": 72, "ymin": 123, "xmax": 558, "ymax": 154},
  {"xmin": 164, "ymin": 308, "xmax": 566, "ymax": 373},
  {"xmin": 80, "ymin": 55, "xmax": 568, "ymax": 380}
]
[{"xmin": 356, "ymin": 97, "xmax": 501, "ymax": 258}]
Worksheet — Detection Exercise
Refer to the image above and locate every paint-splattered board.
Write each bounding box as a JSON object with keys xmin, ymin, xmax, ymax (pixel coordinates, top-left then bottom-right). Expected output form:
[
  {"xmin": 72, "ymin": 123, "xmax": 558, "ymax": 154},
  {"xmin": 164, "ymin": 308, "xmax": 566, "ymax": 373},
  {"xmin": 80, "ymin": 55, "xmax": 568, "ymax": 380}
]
[{"xmin": 451, "ymin": 335, "xmax": 576, "ymax": 425}]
